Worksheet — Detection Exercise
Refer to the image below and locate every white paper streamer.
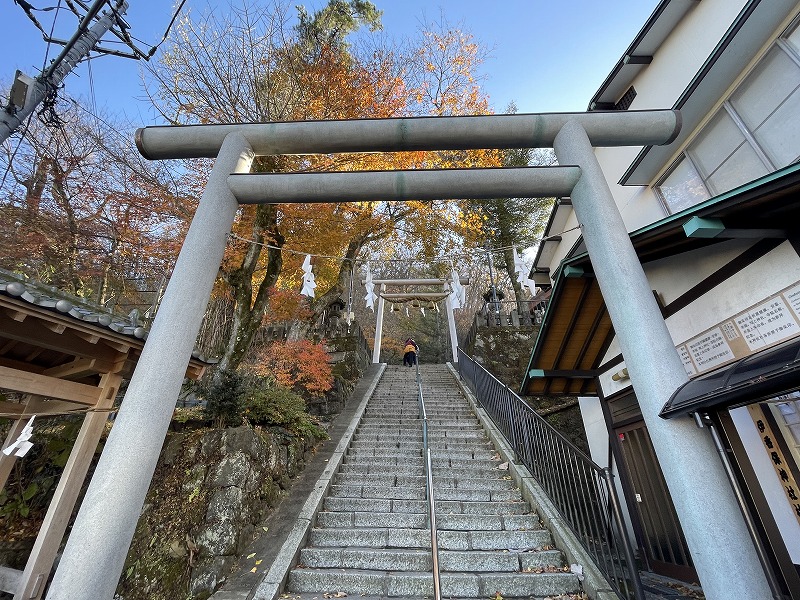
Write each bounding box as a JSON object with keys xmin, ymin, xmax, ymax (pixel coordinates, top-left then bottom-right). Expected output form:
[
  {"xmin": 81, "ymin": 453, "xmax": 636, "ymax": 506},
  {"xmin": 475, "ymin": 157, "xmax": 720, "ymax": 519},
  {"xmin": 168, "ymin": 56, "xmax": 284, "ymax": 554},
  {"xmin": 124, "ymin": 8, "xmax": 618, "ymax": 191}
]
[
  {"xmin": 300, "ymin": 254, "xmax": 317, "ymax": 298},
  {"xmin": 363, "ymin": 264, "xmax": 377, "ymax": 311},
  {"xmin": 2, "ymin": 416, "xmax": 35, "ymax": 458},
  {"xmin": 513, "ymin": 246, "xmax": 538, "ymax": 296},
  {"xmin": 449, "ymin": 269, "xmax": 466, "ymax": 310}
]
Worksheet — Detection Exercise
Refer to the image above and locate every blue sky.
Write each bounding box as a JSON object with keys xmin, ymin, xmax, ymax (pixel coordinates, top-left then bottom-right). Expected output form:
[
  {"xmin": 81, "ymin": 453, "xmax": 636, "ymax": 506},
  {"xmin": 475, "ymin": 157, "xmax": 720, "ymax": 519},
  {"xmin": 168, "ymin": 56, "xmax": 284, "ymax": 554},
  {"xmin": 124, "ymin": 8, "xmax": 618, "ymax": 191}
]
[{"xmin": 1, "ymin": 0, "xmax": 660, "ymax": 125}]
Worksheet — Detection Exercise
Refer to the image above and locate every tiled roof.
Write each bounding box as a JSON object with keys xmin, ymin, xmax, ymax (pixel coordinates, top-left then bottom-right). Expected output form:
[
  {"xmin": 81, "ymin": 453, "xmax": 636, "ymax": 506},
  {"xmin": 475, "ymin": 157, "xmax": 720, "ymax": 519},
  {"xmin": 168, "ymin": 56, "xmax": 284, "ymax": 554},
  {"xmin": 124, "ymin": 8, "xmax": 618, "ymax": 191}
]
[{"xmin": 0, "ymin": 269, "xmax": 213, "ymax": 364}]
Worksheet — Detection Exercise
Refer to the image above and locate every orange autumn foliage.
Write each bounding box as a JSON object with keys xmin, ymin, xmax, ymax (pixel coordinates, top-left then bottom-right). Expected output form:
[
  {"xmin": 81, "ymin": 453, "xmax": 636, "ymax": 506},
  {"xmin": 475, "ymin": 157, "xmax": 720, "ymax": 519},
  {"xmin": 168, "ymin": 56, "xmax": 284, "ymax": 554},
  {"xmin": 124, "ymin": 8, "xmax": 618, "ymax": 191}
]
[{"xmin": 249, "ymin": 340, "xmax": 334, "ymax": 396}]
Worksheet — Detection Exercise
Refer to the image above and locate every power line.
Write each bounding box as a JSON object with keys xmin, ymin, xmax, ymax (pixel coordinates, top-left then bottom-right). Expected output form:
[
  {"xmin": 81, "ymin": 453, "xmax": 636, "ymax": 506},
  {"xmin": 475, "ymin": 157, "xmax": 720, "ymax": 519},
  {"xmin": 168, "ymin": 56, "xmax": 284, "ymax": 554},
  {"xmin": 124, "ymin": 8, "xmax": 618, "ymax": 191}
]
[{"xmin": 226, "ymin": 224, "xmax": 581, "ymax": 266}]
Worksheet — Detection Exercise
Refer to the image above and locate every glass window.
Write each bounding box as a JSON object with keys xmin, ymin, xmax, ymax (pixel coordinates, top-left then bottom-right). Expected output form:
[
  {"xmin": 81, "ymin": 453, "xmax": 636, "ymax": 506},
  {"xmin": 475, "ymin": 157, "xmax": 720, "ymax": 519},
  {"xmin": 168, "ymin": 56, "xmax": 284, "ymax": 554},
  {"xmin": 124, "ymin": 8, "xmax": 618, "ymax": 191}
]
[
  {"xmin": 705, "ymin": 142, "xmax": 770, "ymax": 195},
  {"xmin": 785, "ymin": 22, "xmax": 800, "ymax": 55},
  {"xmin": 658, "ymin": 157, "xmax": 710, "ymax": 213},
  {"xmin": 655, "ymin": 29, "xmax": 800, "ymax": 214},
  {"xmin": 688, "ymin": 111, "xmax": 751, "ymax": 179},
  {"xmin": 731, "ymin": 46, "xmax": 800, "ymax": 166}
]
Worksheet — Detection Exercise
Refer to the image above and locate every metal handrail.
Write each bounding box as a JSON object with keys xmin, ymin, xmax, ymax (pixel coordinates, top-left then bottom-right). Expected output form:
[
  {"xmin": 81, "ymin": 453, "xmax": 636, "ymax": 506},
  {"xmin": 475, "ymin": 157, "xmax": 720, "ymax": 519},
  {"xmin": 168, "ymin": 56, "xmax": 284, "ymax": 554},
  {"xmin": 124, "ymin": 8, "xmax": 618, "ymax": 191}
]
[
  {"xmin": 456, "ymin": 348, "xmax": 645, "ymax": 600},
  {"xmin": 416, "ymin": 361, "xmax": 441, "ymax": 600}
]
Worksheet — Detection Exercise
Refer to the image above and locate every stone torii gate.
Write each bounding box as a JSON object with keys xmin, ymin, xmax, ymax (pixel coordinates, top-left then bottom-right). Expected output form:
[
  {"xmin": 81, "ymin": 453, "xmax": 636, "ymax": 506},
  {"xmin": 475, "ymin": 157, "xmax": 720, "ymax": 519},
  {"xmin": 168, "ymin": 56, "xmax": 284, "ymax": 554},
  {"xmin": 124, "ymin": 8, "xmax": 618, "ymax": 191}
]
[
  {"xmin": 366, "ymin": 276, "xmax": 468, "ymax": 364},
  {"xmin": 45, "ymin": 111, "xmax": 770, "ymax": 600}
]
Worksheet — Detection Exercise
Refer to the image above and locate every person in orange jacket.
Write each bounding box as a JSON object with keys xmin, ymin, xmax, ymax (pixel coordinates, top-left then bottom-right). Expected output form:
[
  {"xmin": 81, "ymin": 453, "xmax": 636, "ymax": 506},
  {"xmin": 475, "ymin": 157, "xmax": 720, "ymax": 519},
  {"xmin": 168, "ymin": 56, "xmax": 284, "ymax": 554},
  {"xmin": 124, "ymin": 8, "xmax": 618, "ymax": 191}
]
[{"xmin": 402, "ymin": 337, "xmax": 419, "ymax": 367}]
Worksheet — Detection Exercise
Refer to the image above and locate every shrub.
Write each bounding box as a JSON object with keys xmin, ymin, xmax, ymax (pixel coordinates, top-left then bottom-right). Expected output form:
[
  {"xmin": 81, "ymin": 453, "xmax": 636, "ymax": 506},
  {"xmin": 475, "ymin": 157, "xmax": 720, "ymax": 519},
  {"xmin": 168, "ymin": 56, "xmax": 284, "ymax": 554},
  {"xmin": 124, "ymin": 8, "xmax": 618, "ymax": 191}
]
[
  {"xmin": 249, "ymin": 340, "xmax": 333, "ymax": 397},
  {"xmin": 243, "ymin": 383, "xmax": 327, "ymax": 441},
  {"xmin": 196, "ymin": 369, "xmax": 247, "ymax": 428}
]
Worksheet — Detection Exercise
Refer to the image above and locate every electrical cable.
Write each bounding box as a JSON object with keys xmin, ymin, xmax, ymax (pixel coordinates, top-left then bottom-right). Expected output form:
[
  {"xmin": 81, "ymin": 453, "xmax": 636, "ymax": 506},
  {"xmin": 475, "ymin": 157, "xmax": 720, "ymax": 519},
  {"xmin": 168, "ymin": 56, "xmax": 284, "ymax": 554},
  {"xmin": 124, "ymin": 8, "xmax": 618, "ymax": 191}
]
[
  {"xmin": 226, "ymin": 224, "xmax": 582, "ymax": 266},
  {"xmin": 147, "ymin": 0, "xmax": 188, "ymax": 58},
  {"xmin": 12, "ymin": 0, "xmax": 58, "ymax": 36}
]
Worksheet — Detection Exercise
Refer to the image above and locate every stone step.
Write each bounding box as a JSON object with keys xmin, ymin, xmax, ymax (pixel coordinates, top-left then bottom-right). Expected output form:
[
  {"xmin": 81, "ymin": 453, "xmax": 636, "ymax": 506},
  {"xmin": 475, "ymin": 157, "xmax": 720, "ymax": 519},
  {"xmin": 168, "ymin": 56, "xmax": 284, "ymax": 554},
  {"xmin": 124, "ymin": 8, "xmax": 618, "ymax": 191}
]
[
  {"xmin": 341, "ymin": 456, "xmax": 425, "ymax": 468},
  {"xmin": 352, "ymin": 436, "xmax": 489, "ymax": 446},
  {"xmin": 316, "ymin": 511, "xmax": 539, "ymax": 531},
  {"xmin": 339, "ymin": 456, "xmax": 502, "ymax": 470},
  {"xmin": 308, "ymin": 527, "xmax": 552, "ymax": 550},
  {"xmin": 434, "ymin": 487, "xmax": 522, "ymax": 502},
  {"xmin": 316, "ymin": 510, "xmax": 427, "ymax": 529},
  {"xmin": 437, "ymin": 513, "xmax": 540, "ymax": 531},
  {"xmin": 357, "ymin": 418, "xmax": 477, "ymax": 426},
  {"xmin": 352, "ymin": 429, "xmax": 486, "ymax": 440},
  {"xmin": 298, "ymin": 547, "xmax": 564, "ymax": 573},
  {"xmin": 322, "ymin": 497, "xmax": 531, "ymax": 515},
  {"xmin": 338, "ymin": 463, "xmax": 424, "ymax": 476},
  {"xmin": 347, "ymin": 440, "xmax": 493, "ymax": 452},
  {"xmin": 432, "ymin": 457, "xmax": 501, "ymax": 470},
  {"xmin": 429, "ymin": 449, "xmax": 499, "ymax": 460},
  {"xmin": 299, "ymin": 547, "xmax": 431, "ymax": 571},
  {"xmin": 333, "ymin": 473, "xmax": 516, "ymax": 491},
  {"xmin": 327, "ymin": 484, "xmax": 426, "ymax": 500},
  {"xmin": 288, "ymin": 569, "xmax": 579, "ymax": 598}
]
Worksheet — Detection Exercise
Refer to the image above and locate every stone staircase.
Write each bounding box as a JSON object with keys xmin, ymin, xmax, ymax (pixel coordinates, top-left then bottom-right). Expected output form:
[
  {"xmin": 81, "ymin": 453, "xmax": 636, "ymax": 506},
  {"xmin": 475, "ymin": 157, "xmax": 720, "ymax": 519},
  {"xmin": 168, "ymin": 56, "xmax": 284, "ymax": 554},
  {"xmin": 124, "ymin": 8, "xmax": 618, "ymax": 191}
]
[{"xmin": 285, "ymin": 364, "xmax": 580, "ymax": 599}]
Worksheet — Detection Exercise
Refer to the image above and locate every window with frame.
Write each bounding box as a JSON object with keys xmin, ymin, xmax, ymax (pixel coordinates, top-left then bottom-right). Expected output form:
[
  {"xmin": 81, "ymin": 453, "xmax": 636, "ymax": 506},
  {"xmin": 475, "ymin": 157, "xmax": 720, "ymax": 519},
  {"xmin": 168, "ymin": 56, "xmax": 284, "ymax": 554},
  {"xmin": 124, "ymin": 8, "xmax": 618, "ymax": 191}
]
[{"xmin": 656, "ymin": 22, "xmax": 800, "ymax": 214}]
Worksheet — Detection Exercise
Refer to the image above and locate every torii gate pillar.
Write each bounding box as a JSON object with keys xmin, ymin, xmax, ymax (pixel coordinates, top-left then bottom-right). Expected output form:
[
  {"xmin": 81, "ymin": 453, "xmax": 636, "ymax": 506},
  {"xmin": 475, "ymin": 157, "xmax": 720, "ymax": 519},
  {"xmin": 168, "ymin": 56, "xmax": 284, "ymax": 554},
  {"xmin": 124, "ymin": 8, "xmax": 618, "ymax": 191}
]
[
  {"xmin": 372, "ymin": 284, "xmax": 386, "ymax": 363},
  {"xmin": 445, "ymin": 295, "xmax": 458, "ymax": 363}
]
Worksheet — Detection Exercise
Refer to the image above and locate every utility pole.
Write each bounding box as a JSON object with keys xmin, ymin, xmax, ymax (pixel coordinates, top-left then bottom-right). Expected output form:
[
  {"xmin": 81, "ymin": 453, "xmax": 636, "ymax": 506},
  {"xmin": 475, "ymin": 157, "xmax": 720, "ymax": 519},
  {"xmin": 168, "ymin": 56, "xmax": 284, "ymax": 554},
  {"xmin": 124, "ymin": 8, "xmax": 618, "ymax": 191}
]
[
  {"xmin": 485, "ymin": 242, "xmax": 500, "ymax": 324},
  {"xmin": 0, "ymin": 0, "xmax": 128, "ymax": 145}
]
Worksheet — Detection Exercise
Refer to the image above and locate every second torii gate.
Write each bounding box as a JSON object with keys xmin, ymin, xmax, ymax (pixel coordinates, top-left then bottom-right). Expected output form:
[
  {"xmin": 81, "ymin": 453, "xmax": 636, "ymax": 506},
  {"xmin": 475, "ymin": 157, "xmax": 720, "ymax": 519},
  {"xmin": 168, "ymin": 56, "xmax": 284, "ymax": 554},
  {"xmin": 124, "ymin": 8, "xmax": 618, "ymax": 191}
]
[{"xmin": 364, "ymin": 276, "xmax": 469, "ymax": 364}]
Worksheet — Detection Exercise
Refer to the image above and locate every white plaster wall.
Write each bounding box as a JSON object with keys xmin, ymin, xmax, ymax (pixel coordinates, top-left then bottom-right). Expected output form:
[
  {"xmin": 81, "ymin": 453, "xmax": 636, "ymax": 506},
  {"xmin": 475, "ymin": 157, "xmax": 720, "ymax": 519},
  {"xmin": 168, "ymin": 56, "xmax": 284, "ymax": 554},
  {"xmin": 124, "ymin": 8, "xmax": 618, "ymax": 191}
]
[
  {"xmin": 630, "ymin": 0, "xmax": 749, "ymax": 111},
  {"xmin": 665, "ymin": 241, "xmax": 800, "ymax": 347},
  {"xmin": 645, "ymin": 238, "xmax": 755, "ymax": 306},
  {"xmin": 593, "ymin": 145, "xmax": 667, "ymax": 233},
  {"xmin": 598, "ymin": 362, "xmax": 632, "ymax": 398},
  {"xmin": 597, "ymin": 241, "xmax": 800, "ymax": 394},
  {"xmin": 729, "ymin": 406, "xmax": 800, "ymax": 563},
  {"xmin": 544, "ymin": 212, "xmax": 583, "ymax": 284}
]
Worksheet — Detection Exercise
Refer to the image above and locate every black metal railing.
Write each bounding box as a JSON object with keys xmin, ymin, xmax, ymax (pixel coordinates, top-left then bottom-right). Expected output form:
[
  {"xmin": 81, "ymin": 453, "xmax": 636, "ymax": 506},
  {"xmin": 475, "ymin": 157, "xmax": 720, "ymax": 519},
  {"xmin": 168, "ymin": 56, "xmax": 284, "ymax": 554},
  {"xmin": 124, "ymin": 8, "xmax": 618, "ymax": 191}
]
[
  {"xmin": 478, "ymin": 299, "xmax": 549, "ymax": 327},
  {"xmin": 416, "ymin": 362, "xmax": 441, "ymax": 600},
  {"xmin": 457, "ymin": 349, "xmax": 644, "ymax": 600}
]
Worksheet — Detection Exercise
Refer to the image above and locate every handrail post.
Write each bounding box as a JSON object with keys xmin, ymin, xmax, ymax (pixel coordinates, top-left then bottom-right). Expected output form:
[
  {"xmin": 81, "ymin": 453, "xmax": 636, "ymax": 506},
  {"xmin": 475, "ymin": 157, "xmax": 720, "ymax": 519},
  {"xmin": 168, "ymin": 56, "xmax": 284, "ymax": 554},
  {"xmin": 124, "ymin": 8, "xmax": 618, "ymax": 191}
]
[
  {"xmin": 457, "ymin": 348, "xmax": 645, "ymax": 600},
  {"xmin": 602, "ymin": 467, "xmax": 645, "ymax": 600},
  {"xmin": 416, "ymin": 362, "xmax": 441, "ymax": 600}
]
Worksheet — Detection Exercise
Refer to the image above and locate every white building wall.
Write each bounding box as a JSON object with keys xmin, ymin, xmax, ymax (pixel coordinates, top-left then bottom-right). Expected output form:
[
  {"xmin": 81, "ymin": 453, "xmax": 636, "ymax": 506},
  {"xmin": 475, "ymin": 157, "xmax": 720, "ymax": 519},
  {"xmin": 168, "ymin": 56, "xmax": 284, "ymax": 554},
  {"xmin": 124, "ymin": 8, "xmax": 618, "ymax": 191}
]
[
  {"xmin": 630, "ymin": 0, "xmax": 749, "ymax": 112},
  {"xmin": 643, "ymin": 239, "xmax": 755, "ymax": 306},
  {"xmin": 597, "ymin": 240, "xmax": 800, "ymax": 388},
  {"xmin": 664, "ymin": 241, "xmax": 800, "ymax": 348}
]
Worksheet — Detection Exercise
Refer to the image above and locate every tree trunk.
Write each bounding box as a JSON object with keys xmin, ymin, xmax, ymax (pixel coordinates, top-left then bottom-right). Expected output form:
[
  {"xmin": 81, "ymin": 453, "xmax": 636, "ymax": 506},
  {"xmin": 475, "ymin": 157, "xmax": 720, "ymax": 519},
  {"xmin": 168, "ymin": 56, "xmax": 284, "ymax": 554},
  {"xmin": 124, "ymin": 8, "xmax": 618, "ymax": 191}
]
[
  {"xmin": 216, "ymin": 204, "xmax": 284, "ymax": 374},
  {"xmin": 50, "ymin": 163, "xmax": 82, "ymax": 294},
  {"xmin": 23, "ymin": 157, "xmax": 50, "ymax": 215}
]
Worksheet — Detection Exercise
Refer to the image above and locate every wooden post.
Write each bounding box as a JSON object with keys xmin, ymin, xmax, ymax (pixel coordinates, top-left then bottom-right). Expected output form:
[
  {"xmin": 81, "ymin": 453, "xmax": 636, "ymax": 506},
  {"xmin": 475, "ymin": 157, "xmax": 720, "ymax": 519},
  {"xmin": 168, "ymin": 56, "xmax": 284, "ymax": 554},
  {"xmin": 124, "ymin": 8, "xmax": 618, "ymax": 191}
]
[
  {"xmin": 0, "ymin": 396, "xmax": 48, "ymax": 492},
  {"xmin": 14, "ymin": 372, "xmax": 122, "ymax": 600}
]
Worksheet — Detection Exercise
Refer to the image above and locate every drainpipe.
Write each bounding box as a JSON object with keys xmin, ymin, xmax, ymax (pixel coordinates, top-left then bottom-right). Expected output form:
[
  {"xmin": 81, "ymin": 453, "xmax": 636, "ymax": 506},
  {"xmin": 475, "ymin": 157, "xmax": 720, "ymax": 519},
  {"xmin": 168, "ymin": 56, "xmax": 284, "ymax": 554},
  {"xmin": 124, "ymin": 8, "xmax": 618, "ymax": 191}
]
[{"xmin": 700, "ymin": 413, "xmax": 785, "ymax": 600}]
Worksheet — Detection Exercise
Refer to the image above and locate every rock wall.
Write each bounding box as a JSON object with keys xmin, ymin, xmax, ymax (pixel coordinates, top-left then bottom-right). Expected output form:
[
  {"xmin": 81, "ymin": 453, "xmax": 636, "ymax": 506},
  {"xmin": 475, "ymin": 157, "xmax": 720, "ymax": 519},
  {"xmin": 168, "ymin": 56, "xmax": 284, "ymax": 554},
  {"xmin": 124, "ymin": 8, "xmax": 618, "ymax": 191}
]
[
  {"xmin": 466, "ymin": 324, "xmax": 589, "ymax": 453},
  {"xmin": 468, "ymin": 326, "xmax": 539, "ymax": 390},
  {"xmin": 115, "ymin": 424, "xmax": 320, "ymax": 600},
  {"xmin": 308, "ymin": 333, "xmax": 371, "ymax": 417}
]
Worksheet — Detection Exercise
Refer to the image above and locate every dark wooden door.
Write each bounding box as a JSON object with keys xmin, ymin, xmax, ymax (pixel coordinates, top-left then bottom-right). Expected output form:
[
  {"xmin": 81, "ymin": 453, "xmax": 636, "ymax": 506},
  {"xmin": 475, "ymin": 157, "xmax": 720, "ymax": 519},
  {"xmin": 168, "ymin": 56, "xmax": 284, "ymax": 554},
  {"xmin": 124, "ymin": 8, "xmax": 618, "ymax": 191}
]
[{"xmin": 617, "ymin": 421, "xmax": 699, "ymax": 583}]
